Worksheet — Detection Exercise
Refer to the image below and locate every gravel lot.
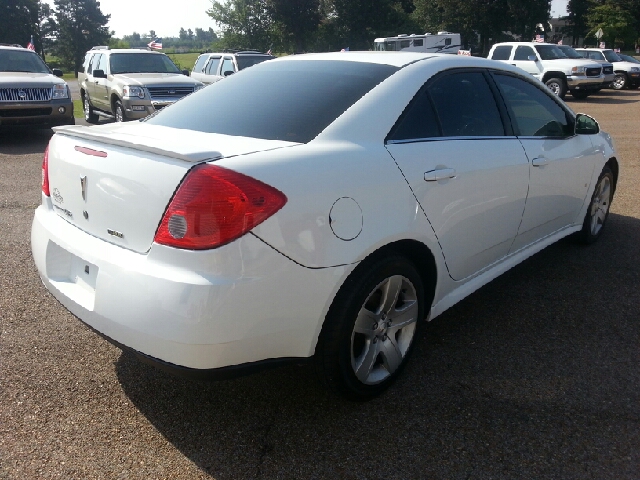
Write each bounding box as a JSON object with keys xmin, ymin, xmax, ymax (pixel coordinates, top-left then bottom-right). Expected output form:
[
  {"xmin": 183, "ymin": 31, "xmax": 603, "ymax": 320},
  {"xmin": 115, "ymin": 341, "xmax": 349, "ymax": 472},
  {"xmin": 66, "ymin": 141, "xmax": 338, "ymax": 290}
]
[{"xmin": 1, "ymin": 89, "xmax": 639, "ymax": 479}]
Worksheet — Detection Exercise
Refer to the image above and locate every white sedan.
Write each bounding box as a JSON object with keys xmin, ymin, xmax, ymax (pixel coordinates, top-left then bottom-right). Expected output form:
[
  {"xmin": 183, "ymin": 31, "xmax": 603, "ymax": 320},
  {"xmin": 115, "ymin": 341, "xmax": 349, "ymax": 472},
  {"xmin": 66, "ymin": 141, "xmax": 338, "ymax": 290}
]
[{"xmin": 31, "ymin": 52, "xmax": 618, "ymax": 400}]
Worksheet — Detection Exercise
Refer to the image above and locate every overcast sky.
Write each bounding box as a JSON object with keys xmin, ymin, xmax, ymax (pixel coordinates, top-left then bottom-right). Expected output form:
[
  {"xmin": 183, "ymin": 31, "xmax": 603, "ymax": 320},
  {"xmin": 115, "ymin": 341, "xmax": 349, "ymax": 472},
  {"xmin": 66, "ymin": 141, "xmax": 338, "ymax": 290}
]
[
  {"xmin": 43, "ymin": 0, "xmax": 570, "ymax": 39},
  {"xmin": 43, "ymin": 0, "xmax": 216, "ymax": 38}
]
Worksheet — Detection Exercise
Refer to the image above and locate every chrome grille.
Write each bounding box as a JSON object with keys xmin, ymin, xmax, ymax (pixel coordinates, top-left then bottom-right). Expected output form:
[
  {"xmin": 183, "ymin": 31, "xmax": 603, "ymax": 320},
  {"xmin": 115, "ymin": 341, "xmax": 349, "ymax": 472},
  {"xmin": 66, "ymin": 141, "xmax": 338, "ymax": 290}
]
[
  {"xmin": 0, "ymin": 87, "xmax": 52, "ymax": 102},
  {"xmin": 147, "ymin": 86, "xmax": 194, "ymax": 99},
  {"xmin": 603, "ymin": 65, "xmax": 614, "ymax": 74},
  {"xmin": 586, "ymin": 67, "xmax": 601, "ymax": 77}
]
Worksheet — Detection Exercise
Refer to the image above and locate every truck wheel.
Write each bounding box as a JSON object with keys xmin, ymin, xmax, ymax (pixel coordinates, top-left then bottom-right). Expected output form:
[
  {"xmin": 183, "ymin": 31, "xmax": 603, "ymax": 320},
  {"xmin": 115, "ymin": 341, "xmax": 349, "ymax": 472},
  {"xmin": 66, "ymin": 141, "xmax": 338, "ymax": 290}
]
[
  {"xmin": 545, "ymin": 77, "xmax": 567, "ymax": 99},
  {"xmin": 114, "ymin": 100, "xmax": 126, "ymax": 122},
  {"xmin": 83, "ymin": 94, "xmax": 99, "ymax": 124},
  {"xmin": 612, "ymin": 73, "xmax": 627, "ymax": 90}
]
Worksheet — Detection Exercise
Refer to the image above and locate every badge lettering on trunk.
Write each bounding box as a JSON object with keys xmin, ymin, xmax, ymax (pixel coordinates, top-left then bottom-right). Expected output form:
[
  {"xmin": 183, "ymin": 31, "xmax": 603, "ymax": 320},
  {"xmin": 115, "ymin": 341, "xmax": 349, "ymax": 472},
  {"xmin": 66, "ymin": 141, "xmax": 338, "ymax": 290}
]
[{"xmin": 80, "ymin": 176, "xmax": 87, "ymax": 201}]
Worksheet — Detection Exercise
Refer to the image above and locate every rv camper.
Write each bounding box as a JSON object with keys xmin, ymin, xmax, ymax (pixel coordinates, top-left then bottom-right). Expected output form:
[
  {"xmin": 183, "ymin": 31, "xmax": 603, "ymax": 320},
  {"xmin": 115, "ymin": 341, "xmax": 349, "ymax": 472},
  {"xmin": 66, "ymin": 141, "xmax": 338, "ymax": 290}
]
[{"xmin": 373, "ymin": 32, "xmax": 461, "ymax": 54}]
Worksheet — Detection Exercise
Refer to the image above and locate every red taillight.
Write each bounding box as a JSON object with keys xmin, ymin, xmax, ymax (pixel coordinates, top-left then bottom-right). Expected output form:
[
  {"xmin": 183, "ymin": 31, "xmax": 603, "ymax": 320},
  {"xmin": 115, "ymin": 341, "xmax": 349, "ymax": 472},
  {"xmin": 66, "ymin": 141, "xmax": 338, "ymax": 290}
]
[
  {"xmin": 154, "ymin": 164, "xmax": 287, "ymax": 250},
  {"xmin": 42, "ymin": 145, "xmax": 50, "ymax": 196}
]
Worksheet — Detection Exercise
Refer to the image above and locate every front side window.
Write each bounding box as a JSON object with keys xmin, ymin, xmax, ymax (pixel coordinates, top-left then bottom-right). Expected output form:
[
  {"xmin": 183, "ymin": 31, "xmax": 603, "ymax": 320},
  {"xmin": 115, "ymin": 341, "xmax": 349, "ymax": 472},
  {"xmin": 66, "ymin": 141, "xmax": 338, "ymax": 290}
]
[
  {"xmin": 145, "ymin": 60, "xmax": 399, "ymax": 143},
  {"xmin": 88, "ymin": 54, "xmax": 102, "ymax": 74},
  {"xmin": 193, "ymin": 55, "xmax": 208, "ymax": 73},
  {"xmin": 491, "ymin": 45, "xmax": 512, "ymax": 60},
  {"xmin": 205, "ymin": 57, "xmax": 221, "ymax": 75},
  {"xmin": 514, "ymin": 46, "xmax": 536, "ymax": 61},
  {"xmin": 97, "ymin": 54, "xmax": 108, "ymax": 73},
  {"xmin": 493, "ymin": 73, "xmax": 572, "ymax": 137},
  {"xmin": 428, "ymin": 71, "xmax": 505, "ymax": 137},
  {"xmin": 220, "ymin": 57, "xmax": 234, "ymax": 75}
]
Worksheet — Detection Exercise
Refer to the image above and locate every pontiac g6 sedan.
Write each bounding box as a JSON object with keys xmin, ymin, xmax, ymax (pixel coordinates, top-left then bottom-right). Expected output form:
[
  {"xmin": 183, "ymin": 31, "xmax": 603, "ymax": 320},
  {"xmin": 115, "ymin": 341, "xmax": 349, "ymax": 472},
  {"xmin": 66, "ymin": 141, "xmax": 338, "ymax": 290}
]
[{"xmin": 31, "ymin": 52, "xmax": 617, "ymax": 400}]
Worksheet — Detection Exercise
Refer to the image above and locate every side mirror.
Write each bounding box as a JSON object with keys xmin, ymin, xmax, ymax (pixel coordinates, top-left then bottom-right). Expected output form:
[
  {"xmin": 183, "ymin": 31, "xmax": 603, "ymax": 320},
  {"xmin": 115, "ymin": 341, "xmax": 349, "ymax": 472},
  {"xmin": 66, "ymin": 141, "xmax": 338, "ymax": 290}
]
[
  {"xmin": 223, "ymin": 70, "xmax": 234, "ymax": 77},
  {"xmin": 528, "ymin": 55, "xmax": 538, "ymax": 62},
  {"xmin": 575, "ymin": 113, "xmax": 599, "ymax": 135},
  {"xmin": 182, "ymin": 69, "xmax": 190, "ymax": 76},
  {"xmin": 52, "ymin": 68, "xmax": 63, "ymax": 77},
  {"xmin": 92, "ymin": 69, "xmax": 106, "ymax": 78}
]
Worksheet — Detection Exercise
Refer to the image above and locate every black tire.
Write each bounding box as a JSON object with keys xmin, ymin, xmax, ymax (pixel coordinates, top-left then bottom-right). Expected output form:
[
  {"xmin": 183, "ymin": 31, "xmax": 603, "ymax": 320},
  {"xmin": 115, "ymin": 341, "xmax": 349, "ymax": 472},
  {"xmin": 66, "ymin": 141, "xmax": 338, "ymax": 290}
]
[
  {"xmin": 114, "ymin": 99, "xmax": 126, "ymax": 122},
  {"xmin": 315, "ymin": 255, "xmax": 425, "ymax": 401},
  {"xmin": 571, "ymin": 90, "xmax": 591, "ymax": 100},
  {"xmin": 83, "ymin": 93, "xmax": 99, "ymax": 124},
  {"xmin": 612, "ymin": 73, "xmax": 627, "ymax": 90},
  {"xmin": 578, "ymin": 166, "xmax": 614, "ymax": 244},
  {"xmin": 628, "ymin": 85, "xmax": 639, "ymax": 90},
  {"xmin": 545, "ymin": 77, "xmax": 567, "ymax": 99}
]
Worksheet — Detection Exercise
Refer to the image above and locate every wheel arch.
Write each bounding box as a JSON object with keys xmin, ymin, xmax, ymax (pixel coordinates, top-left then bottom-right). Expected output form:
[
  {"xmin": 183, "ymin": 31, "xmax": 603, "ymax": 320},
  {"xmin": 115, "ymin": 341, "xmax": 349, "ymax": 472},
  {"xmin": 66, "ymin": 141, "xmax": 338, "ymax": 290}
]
[
  {"xmin": 542, "ymin": 71, "xmax": 567, "ymax": 83},
  {"xmin": 606, "ymin": 156, "xmax": 619, "ymax": 194},
  {"xmin": 110, "ymin": 93, "xmax": 121, "ymax": 112}
]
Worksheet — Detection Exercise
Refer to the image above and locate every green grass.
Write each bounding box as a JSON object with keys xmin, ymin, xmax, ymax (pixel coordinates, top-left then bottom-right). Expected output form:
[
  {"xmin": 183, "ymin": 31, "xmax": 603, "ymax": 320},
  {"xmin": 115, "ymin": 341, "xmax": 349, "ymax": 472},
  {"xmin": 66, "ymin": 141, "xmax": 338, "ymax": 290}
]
[
  {"xmin": 166, "ymin": 52, "xmax": 201, "ymax": 71},
  {"xmin": 73, "ymin": 99, "xmax": 83, "ymax": 119}
]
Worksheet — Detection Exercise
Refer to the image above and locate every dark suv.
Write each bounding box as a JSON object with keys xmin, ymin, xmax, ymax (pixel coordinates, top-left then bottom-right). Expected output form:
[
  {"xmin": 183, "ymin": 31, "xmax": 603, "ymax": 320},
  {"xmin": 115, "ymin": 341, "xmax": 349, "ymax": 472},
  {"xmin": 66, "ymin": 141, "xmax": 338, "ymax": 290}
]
[
  {"xmin": 0, "ymin": 44, "xmax": 74, "ymax": 128},
  {"xmin": 190, "ymin": 51, "xmax": 275, "ymax": 85}
]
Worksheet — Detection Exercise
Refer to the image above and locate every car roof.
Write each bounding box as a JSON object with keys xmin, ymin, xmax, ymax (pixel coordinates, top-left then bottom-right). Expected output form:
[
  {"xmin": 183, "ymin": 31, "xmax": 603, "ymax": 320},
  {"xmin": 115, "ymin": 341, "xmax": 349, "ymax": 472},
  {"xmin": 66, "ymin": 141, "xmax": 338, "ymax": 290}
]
[
  {"xmin": 0, "ymin": 45, "xmax": 35, "ymax": 52},
  {"xmin": 89, "ymin": 49, "xmax": 165, "ymax": 55}
]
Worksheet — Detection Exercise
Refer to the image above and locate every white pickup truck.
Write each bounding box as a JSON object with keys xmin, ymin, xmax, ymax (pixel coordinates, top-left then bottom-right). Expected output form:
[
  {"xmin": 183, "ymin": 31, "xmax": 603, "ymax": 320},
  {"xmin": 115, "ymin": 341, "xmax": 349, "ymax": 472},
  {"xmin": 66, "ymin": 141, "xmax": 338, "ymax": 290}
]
[{"xmin": 488, "ymin": 42, "xmax": 604, "ymax": 99}]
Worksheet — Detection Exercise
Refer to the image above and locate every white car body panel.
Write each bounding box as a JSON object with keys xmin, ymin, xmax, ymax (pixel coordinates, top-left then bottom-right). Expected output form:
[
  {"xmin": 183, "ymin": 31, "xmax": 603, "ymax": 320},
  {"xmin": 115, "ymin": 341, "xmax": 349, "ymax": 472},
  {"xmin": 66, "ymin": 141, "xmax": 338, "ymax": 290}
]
[{"xmin": 31, "ymin": 52, "xmax": 618, "ymax": 376}]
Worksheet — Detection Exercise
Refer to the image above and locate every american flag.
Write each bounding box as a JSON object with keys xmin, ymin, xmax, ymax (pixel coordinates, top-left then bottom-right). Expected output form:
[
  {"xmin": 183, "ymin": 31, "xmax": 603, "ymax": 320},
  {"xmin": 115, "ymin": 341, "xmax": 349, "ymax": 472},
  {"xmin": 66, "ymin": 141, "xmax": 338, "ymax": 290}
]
[
  {"xmin": 535, "ymin": 35, "xmax": 544, "ymax": 43},
  {"xmin": 557, "ymin": 39, "xmax": 563, "ymax": 45},
  {"xmin": 148, "ymin": 38, "xmax": 163, "ymax": 50},
  {"xmin": 26, "ymin": 35, "xmax": 35, "ymax": 51},
  {"xmin": 340, "ymin": 47, "xmax": 349, "ymax": 52}
]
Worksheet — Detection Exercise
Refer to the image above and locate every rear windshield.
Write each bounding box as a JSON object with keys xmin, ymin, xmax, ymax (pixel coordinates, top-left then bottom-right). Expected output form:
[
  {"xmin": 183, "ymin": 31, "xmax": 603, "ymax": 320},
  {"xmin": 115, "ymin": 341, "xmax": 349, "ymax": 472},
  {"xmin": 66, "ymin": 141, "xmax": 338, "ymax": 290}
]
[
  {"xmin": 0, "ymin": 50, "xmax": 50, "ymax": 73},
  {"xmin": 110, "ymin": 53, "xmax": 180, "ymax": 74},
  {"xmin": 236, "ymin": 55, "xmax": 275, "ymax": 70},
  {"xmin": 145, "ymin": 60, "xmax": 399, "ymax": 143}
]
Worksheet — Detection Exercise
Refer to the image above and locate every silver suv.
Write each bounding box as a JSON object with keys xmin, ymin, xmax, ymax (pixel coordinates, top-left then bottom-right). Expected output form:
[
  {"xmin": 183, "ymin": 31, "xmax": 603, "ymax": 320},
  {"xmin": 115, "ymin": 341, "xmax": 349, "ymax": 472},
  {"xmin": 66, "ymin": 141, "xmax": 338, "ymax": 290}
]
[
  {"xmin": 0, "ymin": 44, "xmax": 74, "ymax": 128},
  {"xmin": 191, "ymin": 51, "xmax": 275, "ymax": 85},
  {"xmin": 78, "ymin": 47, "xmax": 203, "ymax": 123},
  {"xmin": 575, "ymin": 48, "xmax": 640, "ymax": 90}
]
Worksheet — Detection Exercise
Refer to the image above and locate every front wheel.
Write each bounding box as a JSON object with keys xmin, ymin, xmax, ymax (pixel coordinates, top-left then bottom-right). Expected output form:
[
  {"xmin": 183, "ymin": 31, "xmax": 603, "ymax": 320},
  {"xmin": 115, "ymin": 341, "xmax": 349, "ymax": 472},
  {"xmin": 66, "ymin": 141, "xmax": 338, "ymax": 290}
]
[
  {"xmin": 545, "ymin": 77, "xmax": 567, "ymax": 99},
  {"xmin": 612, "ymin": 73, "xmax": 627, "ymax": 90},
  {"xmin": 315, "ymin": 255, "xmax": 425, "ymax": 400},
  {"xmin": 83, "ymin": 94, "xmax": 99, "ymax": 123},
  {"xmin": 114, "ymin": 100, "xmax": 126, "ymax": 122},
  {"xmin": 578, "ymin": 166, "xmax": 614, "ymax": 244}
]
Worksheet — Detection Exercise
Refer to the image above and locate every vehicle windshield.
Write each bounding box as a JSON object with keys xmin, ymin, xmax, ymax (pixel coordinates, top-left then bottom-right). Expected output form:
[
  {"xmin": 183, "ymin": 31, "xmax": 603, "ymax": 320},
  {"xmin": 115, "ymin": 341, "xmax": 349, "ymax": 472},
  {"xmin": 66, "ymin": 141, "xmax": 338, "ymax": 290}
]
[
  {"xmin": 236, "ymin": 55, "xmax": 275, "ymax": 70},
  {"xmin": 145, "ymin": 60, "xmax": 399, "ymax": 143},
  {"xmin": 374, "ymin": 41, "xmax": 396, "ymax": 51},
  {"xmin": 0, "ymin": 50, "xmax": 50, "ymax": 73},
  {"xmin": 558, "ymin": 46, "xmax": 583, "ymax": 59},
  {"xmin": 603, "ymin": 50, "xmax": 622, "ymax": 62},
  {"xmin": 619, "ymin": 54, "xmax": 640, "ymax": 64},
  {"xmin": 109, "ymin": 53, "xmax": 180, "ymax": 74},
  {"xmin": 534, "ymin": 45, "xmax": 568, "ymax": 60}
]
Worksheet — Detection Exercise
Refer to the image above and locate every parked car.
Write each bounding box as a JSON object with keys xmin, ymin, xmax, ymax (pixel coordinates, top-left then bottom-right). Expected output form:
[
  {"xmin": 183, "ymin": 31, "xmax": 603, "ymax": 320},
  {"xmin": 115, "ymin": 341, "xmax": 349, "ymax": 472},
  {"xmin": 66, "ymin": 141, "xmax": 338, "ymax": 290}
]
[
  {"xmin": 575, "ymin": 48, "xmax": 640, "ymax": 90},
  {"xmin": 32, "ymin": 52, "xmax": 617, "ymax": 400},
  {"xmin": 488, "ymin": 42, "xmax": 604, "ymax": 99},
  {"xmin": 78, "ymin": 46, "xmax": 203, "ymax": 123},
  {"xmin": 0, "ymin": 44, "xmax": 74, "ymax": 128},
  {"xmin": 190, "ymin": 51, "xmax": 275, "ymax": 85},
  {"xmin": 616, "ymin": 53, "xmax": 640, "ymax": 65},
  {"xmin": 557, "ymin": 44, "xmax": 614, "ymax": 89}
]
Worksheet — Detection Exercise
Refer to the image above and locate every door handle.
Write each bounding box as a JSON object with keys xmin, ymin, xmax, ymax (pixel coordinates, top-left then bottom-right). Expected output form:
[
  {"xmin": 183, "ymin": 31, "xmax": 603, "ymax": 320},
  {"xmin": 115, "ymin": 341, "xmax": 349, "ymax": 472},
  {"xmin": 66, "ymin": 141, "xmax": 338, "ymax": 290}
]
[
  {"xmin": 532, "ymin": 157, "xmax": 549, "ymax": 167},
  {"xmin": 424, "ymin": 168, "xmax": 456, "ymax": 182}
]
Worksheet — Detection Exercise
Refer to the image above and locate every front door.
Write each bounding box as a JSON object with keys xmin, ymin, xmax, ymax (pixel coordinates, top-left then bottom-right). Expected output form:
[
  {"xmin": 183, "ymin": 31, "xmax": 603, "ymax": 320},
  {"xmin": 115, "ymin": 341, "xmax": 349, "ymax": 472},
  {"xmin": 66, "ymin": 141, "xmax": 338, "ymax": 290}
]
[{"xmin": 511, "ymin": 45, "xmax": 544, "ymax": 79}]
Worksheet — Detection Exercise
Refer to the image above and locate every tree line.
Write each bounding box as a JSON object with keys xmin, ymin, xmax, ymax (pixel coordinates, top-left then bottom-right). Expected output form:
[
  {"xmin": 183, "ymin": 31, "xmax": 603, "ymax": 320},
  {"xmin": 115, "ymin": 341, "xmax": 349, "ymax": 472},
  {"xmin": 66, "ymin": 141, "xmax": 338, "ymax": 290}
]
[{"xmin": 1, "ymin": 0, "xmax": 638, "ymax": 75}]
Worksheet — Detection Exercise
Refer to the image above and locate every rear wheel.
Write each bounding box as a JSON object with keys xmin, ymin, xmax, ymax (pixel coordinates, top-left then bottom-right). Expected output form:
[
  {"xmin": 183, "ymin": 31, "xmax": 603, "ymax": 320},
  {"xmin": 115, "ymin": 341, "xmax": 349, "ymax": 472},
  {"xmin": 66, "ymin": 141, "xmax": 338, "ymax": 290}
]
[
  {"xmin": 545, "ymin": 77, "xmax": 567, "ymax": 99},
  {"xmin": 578, "ymin": 166, "xmax": 614, "ymax": 244},
  {"xmin": 315, "ymin": 255, "xmax": 425, "ymax": 400},
  {"xmin": 83, "ymin": 94, "xmax": 99, "ymax": 124},
  {"xmin": 114, "ymin": 99, "xmax": 126, "ymax": 122},
  {"xmin": 612, "ymin": 73, "xmax": 627, "ymax": 90},
  {"xmin": 571, "ymin": 90, "xmax": 591, "ymax": 100}
]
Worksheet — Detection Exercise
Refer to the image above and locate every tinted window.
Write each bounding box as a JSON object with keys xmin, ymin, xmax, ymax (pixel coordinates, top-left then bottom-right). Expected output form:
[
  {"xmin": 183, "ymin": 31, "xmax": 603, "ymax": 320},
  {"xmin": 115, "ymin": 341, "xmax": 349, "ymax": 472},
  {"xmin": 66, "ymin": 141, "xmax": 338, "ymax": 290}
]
[
  {"xmin": 588, "ymin": 51, "xmax": 604, "ymax": 61},
  {"xmin": 493, "ymin": 73, "xmax": 572, "ymax": 137},
  {"xmin": 109, "ymin": 53, "xmax": 180, "ymax": 74},
  {"xmin": 445, "ymin": 38, "xmax": 452, "ymax": 45},
  {"xmin": 387, "ymin": 88, "xmax": 440, "ymax": 141},
  {"xmin": 193, "ymin": 54, "xmax": 208, "ymax": 72},
  {"xmin": 146, "ymin": 60, "xmax": 399, "ymax": 143},
  {"xmin": 558, "ymin": 46, "xmax": 583, "ymax": 59},
  {"xmin": 603, "ymin": 50, "xmax": 622, "ymax": 62},
  {"xmin": 534, "ymin": 45, "xmax": 567, "ymax": 60},
  {"xmin": 514, "ymin": 46, "xmax": 535, "ymax": 61},
  {"xmin": 236, "ymin": 55, "xmax": 274, "ymax": 70},
  {"xmin": 428, "ymin": 71, "xmax": 504, "ymax": 137},
  {"xmin": 0, "ymin": 50, "xmax": 49, "ymax": 73},
  {"xmin": 414, "ymin": 39, "xmax": 423, "ymax": 47},
  {"xmin": 400, "ymin": 40, "xmax": 411, "ymax": 49},
  {"xmin": 491, "ymin": 45, "xmax": 512, "ymax": 60}
]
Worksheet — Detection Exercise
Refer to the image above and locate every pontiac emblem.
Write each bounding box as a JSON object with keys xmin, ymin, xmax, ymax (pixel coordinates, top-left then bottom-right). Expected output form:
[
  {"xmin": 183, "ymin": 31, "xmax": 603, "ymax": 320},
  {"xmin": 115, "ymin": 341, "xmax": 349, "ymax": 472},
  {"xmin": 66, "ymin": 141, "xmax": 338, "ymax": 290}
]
[
  {"xmin": 52, "ymin": 188, "xmax": 63, "ymax": 204},
  {"xmin": 80, "ymin": 175, "xmax": 87, "ymax": 201}
]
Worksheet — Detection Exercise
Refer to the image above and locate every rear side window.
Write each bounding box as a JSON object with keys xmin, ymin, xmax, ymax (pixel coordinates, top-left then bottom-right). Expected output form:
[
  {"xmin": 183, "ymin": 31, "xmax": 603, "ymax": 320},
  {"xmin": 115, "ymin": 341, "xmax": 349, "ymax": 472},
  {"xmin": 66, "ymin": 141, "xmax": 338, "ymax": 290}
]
[
  {"xmin": 221, "ymin": 57, "xmax": 234, "ymax": 75},
  {"xmin": 146, "ymin": 60, "xmax": 399, "ymax": 143},
  {"xmin": 387, "ymin": 88, "xmax": 441, "ymax": 141},
  {"xmin": 206, "ymin": 57, "xmax": 221, "ymax": 74},
  {"xmin": 491, "ymin": 46, "xmax": 512, "ymax": 60},
  {"xmin": 514, "ymin": 46, "xmax": 535, "ymax": 61},
  {"xmin": 493, "ymin": 73, "xmax": 572, "ymax": 137}
]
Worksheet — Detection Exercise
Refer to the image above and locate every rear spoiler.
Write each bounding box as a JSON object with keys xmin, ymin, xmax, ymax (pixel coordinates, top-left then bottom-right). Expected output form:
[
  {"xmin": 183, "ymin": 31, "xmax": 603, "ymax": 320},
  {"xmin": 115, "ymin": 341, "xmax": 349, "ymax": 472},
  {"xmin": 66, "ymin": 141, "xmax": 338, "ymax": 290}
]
[{"xmin": 53, "ymin": 124, "xmax": 223, "ymax": 163}]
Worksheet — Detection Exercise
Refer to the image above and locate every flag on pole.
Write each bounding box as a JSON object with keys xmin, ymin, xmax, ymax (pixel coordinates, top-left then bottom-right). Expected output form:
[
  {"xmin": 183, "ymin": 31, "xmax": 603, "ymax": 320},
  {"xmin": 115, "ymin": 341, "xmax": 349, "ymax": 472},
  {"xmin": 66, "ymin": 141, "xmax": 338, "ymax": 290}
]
[
  {"xmin": 26, "ymin": 35, "xmax": 35, "ymax": 51},
  {"xmin": 266, "ymin": 49, "xmax": 272, "ymax": 55},
  {"xmin": 557, "ymin": 39, "xmax": 563, "ymax": 45},
  {"xmin": 535, "ymin": 35, "xmax": 544, "ymax": 43},
  {"xmin": 340, "ymin": 47, "xmax": 349, "ymax": 52},
  {"xmin": 148, "ymin": 38, "xmax": 163, "ymax": 50}
]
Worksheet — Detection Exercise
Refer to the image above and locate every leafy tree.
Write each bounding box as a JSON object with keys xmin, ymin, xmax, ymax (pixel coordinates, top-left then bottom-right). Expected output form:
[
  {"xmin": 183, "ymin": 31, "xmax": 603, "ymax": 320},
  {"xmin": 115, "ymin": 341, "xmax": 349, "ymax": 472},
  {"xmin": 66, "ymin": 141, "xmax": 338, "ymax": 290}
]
[
  {"xmin": 266, "ymin": 0, "xmax": 320, "ymax": 52},
  {"xmin": 586, "ymin": 2, "xmax": 636, "ymax": 47},
  {"xmin": 207, "ymin": 0, "xmax": 273, "ymax": 51},
  {"xmin": 53, "ymin": 0, "xmax": 110, "ymax": 75},
  {"xmin": 179, "ymin": 27, "xmax": 187, "ymax": 39},
  {"xmin": 567, "ymin": 0, "xmax": 592, "ymax": 45},
  {"xmin": 0, "ymin": 0, "xmax": 41, "ymax": 49}
]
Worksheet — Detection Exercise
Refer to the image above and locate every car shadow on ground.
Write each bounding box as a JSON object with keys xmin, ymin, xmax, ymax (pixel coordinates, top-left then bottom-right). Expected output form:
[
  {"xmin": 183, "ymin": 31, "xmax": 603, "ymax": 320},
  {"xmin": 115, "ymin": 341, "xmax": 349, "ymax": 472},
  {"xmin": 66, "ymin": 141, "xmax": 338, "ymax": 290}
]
[
  {"xmin": 567, "ymin": 90, "xmax": 640, "ymax": 105},
  {"xmin": 0, "ymin": 128, "xmax": 53, "ymax": 155},
  {"xmin": 115, "ymin": 212, "xmax": 640, "ymax": 479}
]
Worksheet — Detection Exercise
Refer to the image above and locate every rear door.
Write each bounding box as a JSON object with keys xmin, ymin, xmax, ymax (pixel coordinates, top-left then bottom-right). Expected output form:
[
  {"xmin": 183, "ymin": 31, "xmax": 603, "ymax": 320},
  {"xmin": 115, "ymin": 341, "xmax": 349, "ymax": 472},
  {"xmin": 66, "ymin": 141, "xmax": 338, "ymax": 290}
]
[
  {"xmin": 385, "ymin": 69, "xmax": 530, "ymax": 280},
  {"xmin": 491, "ymin": 72, "xmax": 598, "ymax": 252}
]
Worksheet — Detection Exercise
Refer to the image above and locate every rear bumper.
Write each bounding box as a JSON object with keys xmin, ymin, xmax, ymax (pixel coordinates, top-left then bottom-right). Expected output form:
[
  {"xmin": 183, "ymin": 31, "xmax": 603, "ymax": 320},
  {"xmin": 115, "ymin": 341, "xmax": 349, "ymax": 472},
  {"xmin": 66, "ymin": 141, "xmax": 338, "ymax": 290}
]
[
  {"xmin": 0, "ymin": 99, "xmax": 74, "ymax": 127},
  {"xmin": 31, "ymin": 199, "xmax": 343, "ymax": 371}
]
